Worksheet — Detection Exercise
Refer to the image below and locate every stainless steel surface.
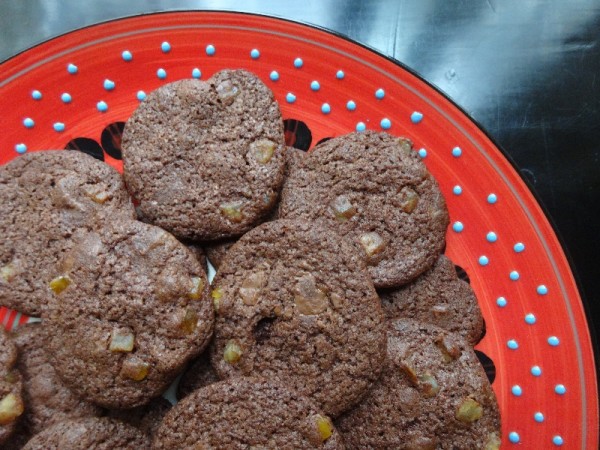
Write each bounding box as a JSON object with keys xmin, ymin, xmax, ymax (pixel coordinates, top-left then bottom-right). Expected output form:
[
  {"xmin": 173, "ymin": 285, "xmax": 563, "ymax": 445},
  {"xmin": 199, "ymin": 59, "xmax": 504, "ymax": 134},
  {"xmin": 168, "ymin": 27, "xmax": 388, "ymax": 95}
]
[{"xmin": 1, "ymin": 1, "xmax": 599, "ymax": 341}]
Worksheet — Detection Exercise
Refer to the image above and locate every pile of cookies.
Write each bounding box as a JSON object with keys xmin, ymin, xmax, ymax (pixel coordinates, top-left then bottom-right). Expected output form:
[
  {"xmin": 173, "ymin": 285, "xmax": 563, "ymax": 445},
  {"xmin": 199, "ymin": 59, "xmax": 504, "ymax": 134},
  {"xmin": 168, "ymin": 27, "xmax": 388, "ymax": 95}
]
[{"xmin": 0, "ymin": 69, "xmax": 500, "ymax": 449}]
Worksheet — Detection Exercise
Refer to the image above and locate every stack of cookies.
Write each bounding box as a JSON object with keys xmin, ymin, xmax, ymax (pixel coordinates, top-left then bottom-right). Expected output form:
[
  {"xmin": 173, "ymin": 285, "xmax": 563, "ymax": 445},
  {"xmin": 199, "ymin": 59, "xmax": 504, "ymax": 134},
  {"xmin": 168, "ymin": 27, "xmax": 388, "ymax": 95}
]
[{"xmin": 0, "ymin": 69, "xmax": 500, "ymax": 449}]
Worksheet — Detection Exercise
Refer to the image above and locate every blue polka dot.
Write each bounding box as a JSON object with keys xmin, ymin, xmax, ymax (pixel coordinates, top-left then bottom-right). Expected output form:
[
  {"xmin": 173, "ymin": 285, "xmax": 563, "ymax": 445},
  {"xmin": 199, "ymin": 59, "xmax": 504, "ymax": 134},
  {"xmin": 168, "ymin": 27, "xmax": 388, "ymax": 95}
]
[
  {"xmin": 321, "ymin": 103, "xmax": 331, "ymax": 114},
  {"xmin": 487, "ymin": 193, "xmax": 497, "ymax": 204},
  {"xmin": 336, "ymin": 70, "xmax": 345, "ymax": 79},
  {"xmin": 537, "ymin": 285, "xmax": 548, "ymax": 295},
  {"xmin": 293, "ymin": 57, "xmax": 303, "ymax": 68},
  {"xmin": 534, "ymin": 412, "xmax": 545, "ymax": 422},
  {"xmin": 531, "ymin": 365, "xmax": 542, "ymax": 376},
  {"xmin": 157, "ymin": 68, "xmax": 167, "ymax": 79},
  {"xmin": 23, "ymin": 118, "xmax": 34, "ymax": 128},
  {"xmin": 250, "ymin": 48, "xmax": 260, "ymax": 59},
  {"xmin": 310, "ymin": 81, "xmax": 320, "ymax": 91},
  {"xmin": 122, "ymin": 50, "xmax": 132, "ymax": 61},
  {"xmin": 511, "ymin": 385, "xmax": 523, "ymax": 396},
  {"xmin": 552, "ymin": 435, "xmax": 564, "ymax": 446},
  {"xmin": 411, "ymin": 111, "xmax": 423, "ymax": 123},
  {"xmin": 96, "ymin": 101, "xmax": 108, "ymax": 112},
  {"xmin": 507, "ymin": 339, "xmax": 518, "ymax": 350},
  {"xmin": 453, "ymin": 185, "xmax": 462, "ymax": 195},
  {"xmin": 375, "ymin": 88, "xmax": 385, "ymax": 99},
  {"xmin": 418, "ymin": 148, "xmax": 427, "ymax": 158},
  {"xmin": 103, "ymin": 79, "xmax": 116, "ymax": 90},
  {"xmin": 136, "ymin": 90, "xmax": 147, "ymax": 101},
  {"xmin": 452, "ymin": 146, "xmax": 462, "ymax": 157},
  {"xmin": 192, "ymin": 68, "xmax": 201, "ymax": 79},
  {"xmin": 53, "ymin": 122, "xmax": 65, "ymax": 132},
  {"xmin": 486, "ymin": 231, "xmax": 497, "ymax": 243},
  {"xmin": 525, "ymin": 313, "xmax": 536, "ymax": 325},
  {"xmin": 380, "ymin": 118, "xmax": 391, "ymax": 129},
  {"xmin": 452, "ymin": 221, "xmax": 464, "ymax": 233},
  {"xmin": 478, "ymin": 255, "xmax": 489, "ymax": 266},
  {"xmin": 15, "ymin": 143, "xmax": 27, "ymax": 154},
  {"xmin": 509, "ymin": 270, "xmax": 520, "ymax": 281},
  {"xmin": 161, "ymin": 41, "xmax": 171, "ymax": 53},
  {"xmin": 548, "ymin": 336, "xmax": 560, "ymax": 347},
  {"xmin": 60, "ymin": 93, "xmax": 72, "ymax": 104},
  {"xmin": 31, "ymin": 90, "xmax": 42, "ymax": 100},
  {"xmin": 67, "ymin": 63, "xmax": 78, "ymax": 74},
  {"xmin": 509, "ymin": 432, "xmax": 520, "ymax": 443},
  {"xmin": 285, "ymin": 93, "xmax": 296, "ymax": 103},
  {"xmin": 555, "ymin": 384, "xmax": 566, "ymax": 394},
  {"xmin": 269, "ymin": 71, "xmax": 279, "ymax": 81},
  {"xmin": 346, "ymin": 100, "xmax": 356, "ymax": 111},
  {"xmin": 497, "ymin": 297, "xmax": 507, "ymax": 307},
  {"xmin": 514, "ymin": 242, "xmax": 525, "ymax": 253},
  {"xmin": 356, "ymin": 122, "xmax": 366, "ymax": 132},
  {"xmin": 206, "ymin": 44, "xmax": 215, "ymax": 56}
]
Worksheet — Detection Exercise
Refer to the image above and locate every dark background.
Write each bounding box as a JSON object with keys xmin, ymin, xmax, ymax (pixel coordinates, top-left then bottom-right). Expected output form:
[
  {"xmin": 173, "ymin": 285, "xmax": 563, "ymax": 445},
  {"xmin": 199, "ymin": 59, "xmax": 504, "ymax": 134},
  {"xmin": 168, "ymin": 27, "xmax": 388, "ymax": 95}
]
[{"xmin": 1, "ymin": 1, "xmax": 598, "ymax": 357}]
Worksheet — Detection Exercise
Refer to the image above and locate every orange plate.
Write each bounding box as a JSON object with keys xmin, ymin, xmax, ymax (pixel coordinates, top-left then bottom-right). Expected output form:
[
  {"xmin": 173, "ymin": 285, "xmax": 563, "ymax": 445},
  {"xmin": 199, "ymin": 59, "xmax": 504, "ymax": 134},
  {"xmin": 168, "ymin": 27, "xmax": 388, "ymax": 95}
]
[{"xmin": 0, "ymin": 11, "xmax": 597, "ymax": 449}]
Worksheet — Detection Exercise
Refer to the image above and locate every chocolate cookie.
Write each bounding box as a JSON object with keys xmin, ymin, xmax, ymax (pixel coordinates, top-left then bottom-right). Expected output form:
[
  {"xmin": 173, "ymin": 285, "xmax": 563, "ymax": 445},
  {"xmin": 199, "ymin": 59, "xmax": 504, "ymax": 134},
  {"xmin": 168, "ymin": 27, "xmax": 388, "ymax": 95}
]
[
  {"xmin": 153, "ymin": 377, "xmax": 345, "ymax": 449},
  {"xmin": 177, "ymin": 351, "xmax": 219, "ymax": 400},
  {"xmin": 185, "ymin": 243, "xmax": 207, "ymax": 272},
  {"xmin": 379, "ymin": 255, "xmax": 484, "ymax": 344},
  {"xmin": 204, "ymin": 147, "xmax": 306, "ymax": 270},
  {"xmin": 0, "ymin": 328, "xmax": 24, "ymax": 445},
  {"xmin": 336, "ymin": 319, "xmax": 501, "ymax": 449},
  {"xmin": 22, "ymin": 417, "xmax": 150, "ymax": 449},
  {"xmin": 107, "ymin": 396, "xmax": 171, "ymax": 439},
  {"xmin": 0, "ymin": 150, "xmax": 135, "ymax": 316},
  {"xmin": 44, "ymin": 219, "xmax": 214, "ymax": 409},
  {"xmin": 11, "ymin": 323, "xmax": 103, "ymax": 437},
  {"xmin": 122, "ymin": 69, "xmax": 286, "ymax": 241},
  {"xmin": 210, "ymin": 219, "xmax": 386, "ymax": 417},
  {"xmin": 279, "ymin": 131, "xmax": 449, "ymax": 288}
]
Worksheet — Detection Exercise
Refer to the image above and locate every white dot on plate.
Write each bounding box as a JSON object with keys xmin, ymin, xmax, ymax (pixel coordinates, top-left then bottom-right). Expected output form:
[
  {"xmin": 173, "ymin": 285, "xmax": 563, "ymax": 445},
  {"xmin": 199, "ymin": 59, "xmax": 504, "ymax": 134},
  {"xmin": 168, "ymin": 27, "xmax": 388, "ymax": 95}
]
[
  {"xmin": 525, "ymin": 313, "xmax": 536, "ymax": 325},
  {"xmin": 380, "ymin": 118, "xmax": 391, "ymax": 129},
  {"xmin": 15, "ymin": 143, "xmax": 27, "ymax": 154},
  {"xmin": 452, "ymin": 221, "xmax": 464, "ymax": 233},
  {"xmin": 157, "ymin": 68, "xmax": 167, "ymax": 79},
  {"xmin": 67, "ymin": 63, "xmax": 78, "ymax": 74},
  {"xmin": 161, "ymin": 41, "xmax": 171, "ymax": 53},
  {"xmin": 136, "ymin": 91, "xmax": 147, "ymax": 101},
  {"xmin": 206, "ymin": 44, "xmax": 216, "ymax": 56},
  {"xmin": 122, "ymin": 50, "xmax": 133, "ymax": 61},
  {"xmin": 346, "ymin": 100, "xmax": 356, "ymax": 111},
  {"xmin": 294, "ymin": 57, "xmax": 303, "ymax": 68},
  {"xmin": 31, "ymin": 90, "xmax": 42, "ymax": 100},
  {"xmin": 103, "ymin": 79, "xmax": 116, "ymax": 90},
  {"xmin": 375, "ymin": 88, "xmax": 385, "ymax": 99},
  {"xmin": 507, "ymin": 339, "xmax": 518, "ymax": 350},
  {"xmin": 508, "ymin": 432, "xmax": 520, "ymax": 443},
  {"xmin": 97, "ymin": 101, "xmax": 108, "ymax": 112},
  {"xmin": 487, "ymin": 193, "xmax": 498, "ymax": 204},
  {"xmin": 269, "ymin": 71, "xmax": 280, "ymax": 81},
  {"xmin": 53, "ymin": 122, "xmax": 65, "ymax": 132},
  {"xmin": 192, "ymin": 68, "xmax": 201, "ymax": 79},
  {"xmin": 356, "ymin": 122, "xmax": 366, "ymax": 132},
  {"xmin": 60, "ymin": 93, "xmax": 72, "ymax": 103},
  {"xmin": 453, "ymin": 185, "xmax": 462, "ymax": 195},
  {"xmin": 417, "ymin": 148, "xmax": 427, "ymax": 158},
  {"xmin": 310, "ymin": 80, "xmax": 320, "ymax": 91},
  {"xmin": 534, "ymin": 412, "xmax": 544, "ymax": 422},
  {"xmin": 548, "ymin": 336, "xmax": 560, "ymax": 346},
  {"xmin": 478, "ymin": 255, "xmax": 489, "ymax": 266},
  {"xmin": 285, "ymin": 93, "xmax": 296, "ymax": 103},
  {"xmin": 452, "ymin": 146, "xmax": 462, "ymax": 157},
  {"xmin": 250, "ymin": 49, "xmax": 260, "ymax": 59},
  {"xmin": 321, "ymin": 103, "xmax": 331, "ymax": 114},
  {"xmin": 336, "ymin": 70, "xmax": 345, "ymax": 79},
  {"xmin": 531, "ymin": 365, "xmax": 542, "ymax": 376},
  {"xmin": 496, "ymin": 297, "xmax": 507, "ymax": 307},
  {"xmin": 514, "ymin": 242, "xmax": 525, "ymax": 252}
]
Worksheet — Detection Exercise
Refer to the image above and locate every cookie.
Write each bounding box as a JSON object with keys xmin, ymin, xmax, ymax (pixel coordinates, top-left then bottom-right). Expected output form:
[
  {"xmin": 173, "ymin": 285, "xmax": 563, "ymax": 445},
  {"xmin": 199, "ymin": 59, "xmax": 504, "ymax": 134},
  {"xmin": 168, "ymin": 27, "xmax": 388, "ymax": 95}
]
[
  {"xmin": 0, "ymin": 328, "xmax": 24, "ymax": 445},
  {"xmin": 379, "ymin": 255, "xmax": 484, "ymax": 344},
  {"xmin": 122, "ymin": 69, "xmax": 286, "ymax": 241},
  {"xmin": 177, "ymin": 351, "xmax": 219, "ymax": 400},
  {"xmin": 11, "ymin": 323, "xmax": 103, "ymax": 437},
  {"xmin": 0, "ymin": 150, "xmax": 135, "ymax": 316},
  {"xmin": 22, "ymin": 417, "xmax": 150, "ymax": 449},
  {"xmin": 279, "ymin": 131, "xmax": 449, "ymax": 288},
  {"xmin": 336, "ymin": 319, "xmax": 501, "ymax": 449},
  {"xmin": 107, "ymin": 396, "xmax": 171, "ymax": 439},
  {"xmin": 153, "ymin": 377, "xmax": 345, "ymax": 449},
  {"xmin": 44, "ymin": 219, "xmax": 214, "ymax": 409},
  {"xmin": 204, "ymin": 147, "xmax": 306, "ymax": 270},
  {"xmin": 210, "ymin": 219, "xmax": 386, "ymax": 417}
]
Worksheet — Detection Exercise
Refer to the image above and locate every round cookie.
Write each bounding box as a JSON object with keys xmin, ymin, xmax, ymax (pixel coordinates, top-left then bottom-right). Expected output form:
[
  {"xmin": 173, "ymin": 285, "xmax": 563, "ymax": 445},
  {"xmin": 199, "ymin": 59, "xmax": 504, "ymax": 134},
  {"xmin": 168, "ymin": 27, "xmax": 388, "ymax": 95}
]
[
  {"xmin": 0, "ymin": 150, "xmax": 135, "ymax": 316},
  {"xmin": 22, "ymin": 417, "xmax": 150, "ymax": 449},
  {"xmin": 177, "ymin": 351, "xmax": 219, "ymax": 400},
  {"xmin": 279, "ymin": 131, "xmax": 449, "ymax": 288},
  {"xmin": 107, "ymin": 396, "xmax": 171, "ymax": 439},
  {"xmin": 11, "ymin": 323, "xmax": 103, "ymax": 437},
  {"xmin": 44, "ymin": 219, "xmax": 214, "ymax": 409},
  {"xmin": 210, "ymin": 219, "xmax": 386, "ymax": 417},
  {"xmin": 379, "ymin": 255, "xmax": 484, "ymax": 344},
  {"xmin": 153, "ymin": 377, "xmax": 345, "ymax": 449},
  {"xmin": 122, "ymin": 69, "xmax": 286, "ymax": 241},
  {"xmin": 0, "ymin": 328, "xmax": 24, "ymax": 445},
  {"xmin": 335, "ymin": 319, "xmax": 501, "ymax": 449}
]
